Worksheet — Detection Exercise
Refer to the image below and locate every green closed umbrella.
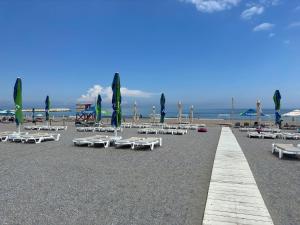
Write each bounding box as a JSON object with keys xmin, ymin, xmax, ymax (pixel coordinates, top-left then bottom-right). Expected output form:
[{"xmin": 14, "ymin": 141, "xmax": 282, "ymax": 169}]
[
  {"xmin": 13, "ymin": 77, "xmax": 23, "ymax": 133},
  {"xmin": 111, "ymin": 73, "xmax": 122, "ymax": 136},
  {"xmin": 95, "ymin": 94, "xmax": 102, "ymax": 123},
  {"xmin": 160, "ymin": 93, "xmax": 166, "ymax": 123}
]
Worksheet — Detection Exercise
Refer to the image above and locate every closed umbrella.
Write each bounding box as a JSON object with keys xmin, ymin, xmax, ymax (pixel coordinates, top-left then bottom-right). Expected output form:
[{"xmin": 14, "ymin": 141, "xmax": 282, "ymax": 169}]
[
  {"xmin": 133, "ymin": 101, "xmax": 137, "ymax": 123},
  {"xmin": 95, "ymin": 94, "xmax": 102, "ymax": 123},
  {"xmin": 273, "ymin": 90, "xmax": 282, "ymax": 127},
  {"xmin": 189, "ymin": 105, "xmax": 194, "ymax": 124},
  {"xmin": 111, "ymin": 73, "xmax": 122, "ymax": 136},
  {"xmin": 160, "ymin": 93, "xmax": 166, "ymax": 123},
  {"xmin": 32, "ymin": 108, "xmax": 35, "ymax": 123},
  {"xmin": 13, "ymin": 77, "xmax": 23, "ymax": 133},
  {"xmin": 45, "ymin": 95, "xmax": 50, "ymax": 126},
  {"xmin": 178, "ymin": 101, "xmax": 182, "ymax": 124},
  {"xmin": 256, "ymin": 100, "xmax": 262, "ymax": 126}
]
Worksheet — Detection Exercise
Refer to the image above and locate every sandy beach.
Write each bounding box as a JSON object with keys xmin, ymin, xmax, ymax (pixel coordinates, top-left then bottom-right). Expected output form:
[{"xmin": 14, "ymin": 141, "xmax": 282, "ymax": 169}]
[{"xmin": 0, "ymin": 122, "xmax": 220, "ymax": 225}]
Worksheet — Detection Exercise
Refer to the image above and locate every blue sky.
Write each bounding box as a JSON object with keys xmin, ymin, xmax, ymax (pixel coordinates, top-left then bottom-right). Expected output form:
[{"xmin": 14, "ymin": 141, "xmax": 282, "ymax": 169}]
[{"xmin": 0, "ymin": 0, "xmax": 299, "ymax": 109}]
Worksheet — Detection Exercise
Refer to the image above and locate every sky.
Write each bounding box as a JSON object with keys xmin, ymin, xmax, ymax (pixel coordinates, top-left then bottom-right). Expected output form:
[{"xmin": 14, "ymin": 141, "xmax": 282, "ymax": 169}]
[{"xmin": 0, "ymin": 0, "xmax": 299, "ymax": 109}]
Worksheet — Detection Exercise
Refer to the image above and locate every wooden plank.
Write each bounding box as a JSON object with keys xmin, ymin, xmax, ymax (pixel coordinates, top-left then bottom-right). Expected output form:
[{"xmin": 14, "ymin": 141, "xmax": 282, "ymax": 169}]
[{"xmin": 202, "ymin": 127, "xmax": 274, "ymax": 225}]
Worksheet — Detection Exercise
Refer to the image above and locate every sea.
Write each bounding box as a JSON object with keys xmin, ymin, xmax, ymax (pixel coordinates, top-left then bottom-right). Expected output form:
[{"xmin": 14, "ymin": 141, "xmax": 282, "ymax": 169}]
[{"xmin": 17, "ymin": 105, "xmax": 299, "ymax": 122}]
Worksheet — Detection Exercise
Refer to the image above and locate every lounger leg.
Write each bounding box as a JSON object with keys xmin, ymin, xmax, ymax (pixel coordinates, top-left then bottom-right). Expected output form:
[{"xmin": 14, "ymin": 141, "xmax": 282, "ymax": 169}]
[
  {"xmin": 271, "ymin": 144, "xmax": 275, "ymax": 154},
  {"xmin": 131, "ymin": 144, "xmax": 135, "ymax": 150},
  {"xmin": 279, "ymin": 150, "xmax": 283, "ymax": 159},
  {"xmin": 151, "ymin": 144, "xmax": 154, "ymax": 150}
]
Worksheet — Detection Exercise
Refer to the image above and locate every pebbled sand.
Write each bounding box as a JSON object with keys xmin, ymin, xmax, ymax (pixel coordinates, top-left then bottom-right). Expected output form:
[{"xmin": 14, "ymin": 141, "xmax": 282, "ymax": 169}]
[
  {"xmin": 0, "ymin": 123, "xmax": 221, "ymax": 225},
  {"xmin": 233, "ymin": 128, "xmax": 300, "ymax": 225}
]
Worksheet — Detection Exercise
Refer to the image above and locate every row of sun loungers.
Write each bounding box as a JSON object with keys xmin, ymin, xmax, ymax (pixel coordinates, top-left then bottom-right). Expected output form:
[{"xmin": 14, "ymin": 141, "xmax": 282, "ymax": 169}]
[
  {"xmin": 76, "ymin": 127, "xmax": 123, "ymax": 133},
  {"xmin": 24, "ymin": 125, "xmax": 67, "ymax": 131},
  {"xmin": 73, "ymin": 136, "xmax": 162, "ymax": 150},
  {"xmin": 240, "ymin": 127, "xmax": 281, "ymax": 133},
  {"xmin": 121, "ymin": 123, "xmax": 206, "ymax": 130},
  {"xmin": 248, "ymin": 131, "xmax": 300, "ymax": 140},
  {"xmin": 138, "ymin": 128, "xmax": 188, "ymax": 135}
]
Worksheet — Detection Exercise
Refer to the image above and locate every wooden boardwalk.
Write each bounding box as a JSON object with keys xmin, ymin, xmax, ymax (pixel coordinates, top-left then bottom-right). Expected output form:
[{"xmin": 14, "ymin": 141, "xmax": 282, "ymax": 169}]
[{"xmin": 202, "ymin": 127, "xmax": 274, "ymax": 225}]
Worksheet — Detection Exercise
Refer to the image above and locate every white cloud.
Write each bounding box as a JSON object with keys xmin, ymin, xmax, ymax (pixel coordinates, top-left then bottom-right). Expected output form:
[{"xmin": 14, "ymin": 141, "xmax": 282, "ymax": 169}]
[
  {"xmin": 283, "ymin": 40, "xmax": 290, "ymax": 45},
  {"xmin": 296, "ymin": 6, "xmax": 300, "ymax": 11},
  {"xmin": 288, "ymin": 21, "xmax": 300, "ymax": 29},
  {"xmin": 78, "ymin": 85, "xmax": 154, "ymax": 103},
  {"xmin": 180, "ymin": 0, "xmax": 241, "ymax": 13},
  {"xmin": 259, "ymin": 0, "xmax": 280, "ymax": 6},
  {"xmin": 241, "ymin": 6, "xmax": 264, "ymax": 19},
  {"xmin": 269, "ymin": 32, "xmax": 275, "ymax": 38},
  {"xmin": 253, "ymin": 23, "xmax": 275, "ymax": 31}
]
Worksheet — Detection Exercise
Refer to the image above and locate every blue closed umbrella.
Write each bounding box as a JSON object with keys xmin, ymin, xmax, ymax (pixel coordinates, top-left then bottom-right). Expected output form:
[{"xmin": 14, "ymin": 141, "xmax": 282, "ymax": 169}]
[
  {"xmin": 273, "ymin": 90, "xmax": 282, "ymax": 126},
  {"xmin": 160, "ymin": 93, "xmax": 166, "ymax": 123}
]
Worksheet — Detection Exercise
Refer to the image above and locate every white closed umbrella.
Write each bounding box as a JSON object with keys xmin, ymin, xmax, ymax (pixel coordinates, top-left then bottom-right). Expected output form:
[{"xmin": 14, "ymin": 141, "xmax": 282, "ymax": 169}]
[
  {"xmin": 133, "ymin": 101, "xmax": 137, "ymax": 123},
  {"xmin": 178, "ymin": 101, "xmax": 182, "ymax": 124},
  {"xmin": 256, "ymin": 100, "xmax": 262, "ymax": 126},
  {"xmin": 189, "ymin": 105, "xmax": 194, "ymax": 124}
]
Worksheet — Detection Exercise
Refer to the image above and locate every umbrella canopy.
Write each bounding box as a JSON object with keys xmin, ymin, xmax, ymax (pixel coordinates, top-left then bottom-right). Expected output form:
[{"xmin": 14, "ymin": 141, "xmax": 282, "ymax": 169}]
[
  {"xmin": 13, "ymin": 77, "xmax": 23, "ymax": 127},
  {"xmin": 95, "ymin": 94, "xmax": 102, "ymax": 122},
  {"xmin": 45, "ymin": 95, "xmax": 50, "ymax": 121},
  {"xmin": 283, "ymin": 110, "xmax": 300, "ymax": 117},
  {"xmin": 240, "ymin": 109, "xmax": 266, "ymax": 117},
  {"xmin": 160, "ymin": 93, "xmax": 166, "ymax": 123},
  {"xmin": 111, "ymin": 73, "xmax": 122, "ymax": 128}
]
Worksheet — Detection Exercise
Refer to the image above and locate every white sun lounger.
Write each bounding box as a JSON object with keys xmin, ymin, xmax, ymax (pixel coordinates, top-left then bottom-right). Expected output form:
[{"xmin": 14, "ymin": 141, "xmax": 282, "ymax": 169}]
[
  {"xmin": 73, "ymin": 135, "xmax": 122, "ymax": 147},
  {"xmin": 132, "ymin": 137, "xmax": 162, "ymax": 151},
  {"xmin": 279, "ymin": 132, "xmax": 300, "ymax": 140},
  {"xmin": 22, "ymin": 133, "xmax": 60, "ymax": 144},
  {"xmin": 115, "ymin": 137, "xmax": 145, "ymax": 148},
  {"xmin": 1, "ymin": 132, "xmax": 28, "ymax": 142},
  {"xmin": 73, "ymin": 135, "xmax": 108, "ymax": 146},
  {"xmin": 24, "ymin": 125, "xmax": 67, "ymax": 131},
  {"xmin": 247, "ymin": 132, "xmax": 262, "ymax": 138},
  {"xmin": 138, "ymin": 128, "xmax": 158, "ymax": 134},
  {"xmin": 272, "ymin": 143, "xmax": 300, "ymax": 159}
]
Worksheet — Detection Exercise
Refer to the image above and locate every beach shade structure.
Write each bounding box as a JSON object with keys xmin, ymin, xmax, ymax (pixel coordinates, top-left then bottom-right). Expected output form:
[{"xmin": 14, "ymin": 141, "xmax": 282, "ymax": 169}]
[
  {"xmin": 14, "ymin": 77, "xmax": 23, "ymax": 133},
  {"xmin": 283, "ymin": 110, "xmax": 300, "ymax": 117},
  {"xmin": 240, "ymin": 109, "xmax": 266, "ymax": 125},
  {"xmin": 178, "ymin": 101, "xmax": 183, "ymax": 124},
  {"xmin": 45, "ymin": 95, "xmax": 50, "ymax": 126},
  {"xmin": 256, "ymin": 100, "xmax": 262, "ymax": 126},
  {"xmin": 273, "ymin": 90, "xmax": 282, "ymax": 126},
  {"xmin": 95, "ymin": 94, "xmax": 102, "ymax": 123},
  {"xmin": 189, "ymin": 105, "xmax": 194, "ymax": 124},
  {"xmin": 0, "ymin": 110, "xmax": 15, "ymax": 116},
  {"xmin": 160, "ymin": 93, "xmax": 166, "ymax": 123},
  {"xmin": 283, "ymin": 110, "xmax": 300, "ymax": 124},
  {"xmin": 111, "ymin": 73, "xmax": 122, "ymax": 135}
]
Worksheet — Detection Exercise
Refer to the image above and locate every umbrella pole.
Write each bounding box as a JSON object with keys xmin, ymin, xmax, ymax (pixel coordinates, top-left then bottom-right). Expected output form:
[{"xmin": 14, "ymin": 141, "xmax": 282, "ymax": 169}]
[
  {"xmin": 18, "ymin": 125, "xmax": 20, "ymax": 134},
  {"xmin": 114, "ymin": 128, "xmax": 117, "ymax": 137}
]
